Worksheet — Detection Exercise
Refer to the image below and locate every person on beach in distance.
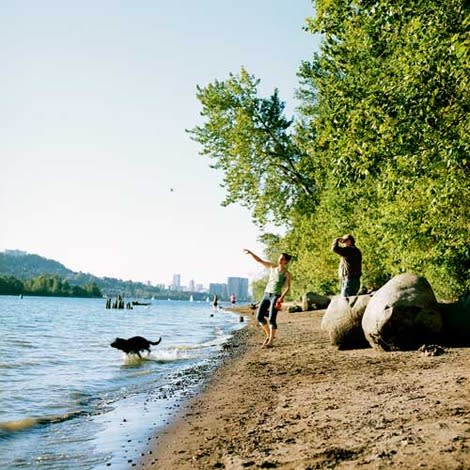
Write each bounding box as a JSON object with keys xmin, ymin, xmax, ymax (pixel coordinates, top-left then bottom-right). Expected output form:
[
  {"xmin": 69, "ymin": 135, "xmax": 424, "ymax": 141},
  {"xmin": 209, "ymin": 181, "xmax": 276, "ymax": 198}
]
[
  {"xmin": 331, "ymin": 234, "xmax": 362, "ymax": 297},
  {"xmin": 244, "ymin": 249, "xmax": 292, "ymax": 348}
]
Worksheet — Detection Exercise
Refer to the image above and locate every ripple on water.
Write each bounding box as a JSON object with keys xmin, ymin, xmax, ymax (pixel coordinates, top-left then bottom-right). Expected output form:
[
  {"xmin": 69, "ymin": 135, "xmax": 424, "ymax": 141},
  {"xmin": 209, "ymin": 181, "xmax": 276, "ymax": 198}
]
[{"xmin": 0, "ymin": 296, "xmax": 245, "ymax": 469}]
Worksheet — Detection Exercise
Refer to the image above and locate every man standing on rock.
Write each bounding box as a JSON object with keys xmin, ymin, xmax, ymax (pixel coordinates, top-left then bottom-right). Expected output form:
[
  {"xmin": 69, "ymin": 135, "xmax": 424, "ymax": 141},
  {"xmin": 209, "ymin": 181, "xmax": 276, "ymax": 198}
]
[
  {"xmin": 244, "ymin": 249, "xmax": 292, "ymax": 348},
  {"xmin": 332, "ymin": 234, "xmax": 362, "ymax": 297}
]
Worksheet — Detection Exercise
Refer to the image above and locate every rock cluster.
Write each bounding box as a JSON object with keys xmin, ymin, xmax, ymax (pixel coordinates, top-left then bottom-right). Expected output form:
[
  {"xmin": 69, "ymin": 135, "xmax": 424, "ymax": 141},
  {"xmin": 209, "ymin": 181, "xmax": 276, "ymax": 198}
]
[{"xmin": 320, "ymin": 273, "xmax": 470, "ymax": 351}]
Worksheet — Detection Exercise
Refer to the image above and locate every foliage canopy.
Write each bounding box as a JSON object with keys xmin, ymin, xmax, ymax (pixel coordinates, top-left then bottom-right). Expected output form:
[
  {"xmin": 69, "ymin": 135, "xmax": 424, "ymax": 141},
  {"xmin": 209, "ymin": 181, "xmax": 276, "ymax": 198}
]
[{"xmin": 189, "ymin": 0, "xmax": 470, "ymax": 299}]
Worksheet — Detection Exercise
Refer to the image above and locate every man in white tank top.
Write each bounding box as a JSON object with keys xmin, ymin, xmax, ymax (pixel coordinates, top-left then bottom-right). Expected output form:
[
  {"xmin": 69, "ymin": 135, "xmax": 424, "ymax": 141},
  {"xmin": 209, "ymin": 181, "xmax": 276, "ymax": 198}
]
[{"xmin": 244, "ymin": 249, "xmax": 292, "ymax": 348}]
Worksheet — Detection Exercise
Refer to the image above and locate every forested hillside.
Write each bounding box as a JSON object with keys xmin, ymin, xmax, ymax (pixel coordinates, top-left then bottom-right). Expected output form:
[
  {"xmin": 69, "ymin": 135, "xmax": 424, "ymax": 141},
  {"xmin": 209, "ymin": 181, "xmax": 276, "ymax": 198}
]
[
  {"xmin": 0, "ymin": 274, "xmax": 102, "ymax": 298},
  {"xmin": 189, "ymin": 0, "xmax": 469, "ymax": 300},
  {"xmin": 0, "ymin": 252, "xmax": 71, "ymax": 279},
  {"xmin": 0, "ymin": 252, "xmax": 165, "ymax": 298}
]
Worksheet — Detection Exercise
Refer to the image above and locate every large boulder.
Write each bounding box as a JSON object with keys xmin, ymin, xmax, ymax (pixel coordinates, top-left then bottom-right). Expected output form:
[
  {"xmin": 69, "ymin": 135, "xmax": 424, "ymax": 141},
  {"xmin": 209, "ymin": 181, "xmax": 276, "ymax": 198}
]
[
  {"xmin": 439, "ymin": 293, "xmax": 470, "ymax": 345},
  {"xmin": 362, "ymin": 273, "xmax": 442, "ymax": 351},
  {"xmin": 321, "ymin": 295, "xmax": 372, "ymax": 349},
  {"xmin": 302, "ymin": 292, "xmax": 331, "ymax": 311}
]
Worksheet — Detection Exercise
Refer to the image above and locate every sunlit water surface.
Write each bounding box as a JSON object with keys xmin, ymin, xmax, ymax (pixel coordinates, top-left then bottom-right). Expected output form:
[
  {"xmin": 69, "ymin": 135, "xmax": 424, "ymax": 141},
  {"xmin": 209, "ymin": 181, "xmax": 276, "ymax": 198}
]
[{"xmin": 0, "ymin": 296, "xmax": 244, "ymax": 469}]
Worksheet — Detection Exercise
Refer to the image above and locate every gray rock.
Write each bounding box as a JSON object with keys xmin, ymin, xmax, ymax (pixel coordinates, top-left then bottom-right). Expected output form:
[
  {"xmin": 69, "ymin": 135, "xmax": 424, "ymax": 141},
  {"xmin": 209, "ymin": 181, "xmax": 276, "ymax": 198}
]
[
  {"xmin": 362, "ymin": 273, "xmax": 442, "ymax": 351},
  {"xmin": 321, "ymin": 295, "xmax": 371, "ymax": 349},
  {"xmin": 302, "ymin": 292, "xmax": 331, "ymax": 311}
]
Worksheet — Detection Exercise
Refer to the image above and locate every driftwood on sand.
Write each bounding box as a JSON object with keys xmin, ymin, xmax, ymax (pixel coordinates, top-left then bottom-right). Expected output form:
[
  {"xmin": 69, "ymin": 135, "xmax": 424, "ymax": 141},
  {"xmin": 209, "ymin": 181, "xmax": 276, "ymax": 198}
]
[{"xmin": 301, "ymin": 292, "xmax": 331, "ymax": 311}]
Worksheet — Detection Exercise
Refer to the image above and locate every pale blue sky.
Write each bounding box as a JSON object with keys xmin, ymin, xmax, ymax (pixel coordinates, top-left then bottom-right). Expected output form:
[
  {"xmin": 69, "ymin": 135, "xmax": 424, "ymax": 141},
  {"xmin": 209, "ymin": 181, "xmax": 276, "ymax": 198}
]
[{"xmin": 1, "ymin": 1, "xmax": 319, "ymax": 287}]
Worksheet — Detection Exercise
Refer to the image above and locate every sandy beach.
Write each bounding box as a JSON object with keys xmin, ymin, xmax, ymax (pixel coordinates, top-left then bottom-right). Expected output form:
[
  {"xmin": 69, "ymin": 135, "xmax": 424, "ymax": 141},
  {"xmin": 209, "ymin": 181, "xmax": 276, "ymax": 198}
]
[{"xmin": 140, "ymin": 307, "xmax": 470, "ymax": 470}]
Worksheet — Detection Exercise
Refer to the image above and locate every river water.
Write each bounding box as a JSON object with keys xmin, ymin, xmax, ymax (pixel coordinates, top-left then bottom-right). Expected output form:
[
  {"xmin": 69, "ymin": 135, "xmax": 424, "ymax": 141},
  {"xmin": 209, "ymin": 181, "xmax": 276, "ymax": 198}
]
[{"xmin": 0, "ymin": 295, "xmax": 244, "ymax": 469}]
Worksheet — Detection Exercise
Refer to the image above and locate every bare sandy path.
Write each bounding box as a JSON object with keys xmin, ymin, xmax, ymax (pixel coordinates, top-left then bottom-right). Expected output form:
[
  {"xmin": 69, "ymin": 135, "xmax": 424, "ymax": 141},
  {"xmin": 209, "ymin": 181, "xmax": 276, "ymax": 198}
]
[{"xmin": 140, "ymin": 309, "xmax": 470, "ymax": 469}]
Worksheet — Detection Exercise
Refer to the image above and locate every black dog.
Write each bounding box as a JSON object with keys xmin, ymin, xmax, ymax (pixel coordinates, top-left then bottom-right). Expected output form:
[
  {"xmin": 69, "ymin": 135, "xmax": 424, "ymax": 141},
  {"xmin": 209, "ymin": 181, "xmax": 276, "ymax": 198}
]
[{"xmin": 110, "ymin": 336, "xmax": 161, "ymax": 358}]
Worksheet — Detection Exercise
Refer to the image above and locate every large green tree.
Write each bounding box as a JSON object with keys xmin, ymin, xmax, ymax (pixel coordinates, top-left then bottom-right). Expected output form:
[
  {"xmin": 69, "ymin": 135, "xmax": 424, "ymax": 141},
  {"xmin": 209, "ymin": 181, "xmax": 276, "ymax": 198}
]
[
  {"xmin": 295, "ymin": 0, "xmax": 469, "ymax": 298},
  {"xmin": 188, "ymin": 67, "xmax": 319, "ymax": 227},
  {"xmin": 190, "ymin": 1, "xmax": 469, "ymax": 299}
]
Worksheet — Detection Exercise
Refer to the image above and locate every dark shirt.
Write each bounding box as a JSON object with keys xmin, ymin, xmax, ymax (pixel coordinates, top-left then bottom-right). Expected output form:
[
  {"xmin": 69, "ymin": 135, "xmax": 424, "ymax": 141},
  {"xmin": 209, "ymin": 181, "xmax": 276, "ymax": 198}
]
[{"xmin": 332, "ymin": 242, "xmax": 362, "ymax": 279}]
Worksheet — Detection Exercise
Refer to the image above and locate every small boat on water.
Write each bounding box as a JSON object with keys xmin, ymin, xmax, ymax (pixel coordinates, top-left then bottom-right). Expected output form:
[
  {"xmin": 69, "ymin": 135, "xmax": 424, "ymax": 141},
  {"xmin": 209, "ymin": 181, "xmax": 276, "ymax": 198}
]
[{"xmin": 131, "ymin": 301, "xmax": 152, "ymax": 306}]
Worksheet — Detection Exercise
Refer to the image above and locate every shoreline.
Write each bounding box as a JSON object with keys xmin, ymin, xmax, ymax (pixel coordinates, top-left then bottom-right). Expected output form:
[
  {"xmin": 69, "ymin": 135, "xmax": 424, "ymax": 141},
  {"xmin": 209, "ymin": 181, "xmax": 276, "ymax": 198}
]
[{"xmin": 139, "ymin": 308, "xmax": 470, "ymax": 469}]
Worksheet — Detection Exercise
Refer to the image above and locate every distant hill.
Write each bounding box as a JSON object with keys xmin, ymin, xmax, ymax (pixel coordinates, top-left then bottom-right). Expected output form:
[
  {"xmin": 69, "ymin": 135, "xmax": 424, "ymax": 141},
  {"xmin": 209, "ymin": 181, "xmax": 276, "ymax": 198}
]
[
  {"xmin": 0, "ymin": 251, "xmax": 72, "ymax": 279},
  {"xmin": 0, "ymin": 250, "xmax": 195, "ymax": 299}
]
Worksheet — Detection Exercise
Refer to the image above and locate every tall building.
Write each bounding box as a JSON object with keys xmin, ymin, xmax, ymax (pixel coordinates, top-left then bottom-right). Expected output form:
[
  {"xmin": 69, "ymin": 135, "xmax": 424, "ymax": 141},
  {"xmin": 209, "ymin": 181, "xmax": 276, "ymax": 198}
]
[
  {"xmin": 188, "ymin": 279, "xmax": 195, "ymax": 292},
  {"xmin": 227, "ymin": 277, "xmax": 249, "ymax": 301},
  {"xmin": 171, "ymin": 274, "xmax": 181, "ymax": 291},
  {"xmin": 209, "ymin": 283, "xmax": 227, "ymax": 299}
]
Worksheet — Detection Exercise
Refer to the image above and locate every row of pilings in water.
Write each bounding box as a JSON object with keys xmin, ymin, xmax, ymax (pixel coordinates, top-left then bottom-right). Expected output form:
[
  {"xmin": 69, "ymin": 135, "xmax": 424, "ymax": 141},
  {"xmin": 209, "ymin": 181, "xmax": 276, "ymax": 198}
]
[{"xmin": 105, "ymin": 295, "xmax": 133, "ymax": 310}]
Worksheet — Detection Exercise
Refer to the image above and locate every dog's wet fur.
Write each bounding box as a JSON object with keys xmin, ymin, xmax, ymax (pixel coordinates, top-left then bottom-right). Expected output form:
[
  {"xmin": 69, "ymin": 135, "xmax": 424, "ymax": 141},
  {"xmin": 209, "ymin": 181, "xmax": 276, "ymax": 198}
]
[{"xmin": 110, "ymin": 336, "xmax": 162, "ymax": 358}]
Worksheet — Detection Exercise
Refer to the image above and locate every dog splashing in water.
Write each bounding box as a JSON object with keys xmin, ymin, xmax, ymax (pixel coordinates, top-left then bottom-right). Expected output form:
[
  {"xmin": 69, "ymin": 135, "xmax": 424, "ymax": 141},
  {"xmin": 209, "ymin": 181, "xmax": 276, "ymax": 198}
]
[{"xmin": 110, "ymin": 336, "xmax": 161, "ymax": 358}]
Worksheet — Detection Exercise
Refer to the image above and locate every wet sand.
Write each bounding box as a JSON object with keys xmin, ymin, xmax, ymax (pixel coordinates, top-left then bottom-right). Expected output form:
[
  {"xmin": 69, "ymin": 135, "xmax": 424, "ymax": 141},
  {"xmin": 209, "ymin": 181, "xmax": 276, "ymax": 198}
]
[{"xmin": 140, "ymin": 308, "xmax": 470, "ymax": 469}]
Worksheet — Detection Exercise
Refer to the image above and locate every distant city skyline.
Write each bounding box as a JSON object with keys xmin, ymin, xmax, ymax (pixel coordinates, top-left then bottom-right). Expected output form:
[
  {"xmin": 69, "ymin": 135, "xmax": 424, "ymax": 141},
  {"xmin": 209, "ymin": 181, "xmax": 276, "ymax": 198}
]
[
  {"xmin": 1, "ymin": 248, "xmax": 251, "ymax": 300},
  {"xmin": 2, "ymin": 248, "xmax": 251, "ymax": 293},
  {"xmin": 168, "ymin": 272, "xmax": 250, "ymax": 298}
]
